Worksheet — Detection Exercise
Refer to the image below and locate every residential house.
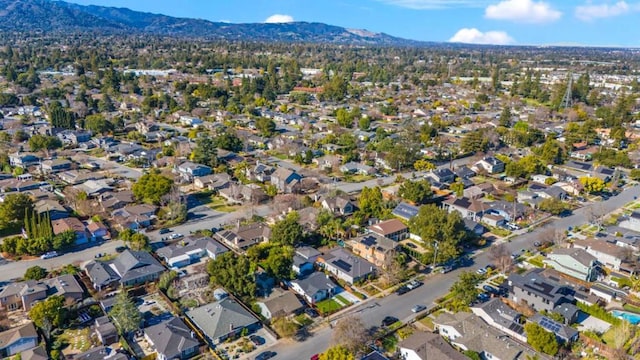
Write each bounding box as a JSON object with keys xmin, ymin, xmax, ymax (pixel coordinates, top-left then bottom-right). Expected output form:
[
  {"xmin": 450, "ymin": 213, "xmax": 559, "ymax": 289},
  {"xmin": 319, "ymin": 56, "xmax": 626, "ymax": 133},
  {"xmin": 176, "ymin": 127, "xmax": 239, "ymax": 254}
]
[
  {"xmin": 529, "ymin": 313, "xmax": 579, "ymax": 343},
  {"xmin": 573, "ymin": 238, "xmax": 625, "ymax": 271},
  {"xmin": 156, "ymin": 236, "xmax": 229, "ymax": 268},
  {"xmin": 340, "ymin": 162, "xmax": 375, "ymax": 175},
  {"xmin": 34, "ymin": 199, "xmax": 69, "ymax": 220},
  {"xmin": 193, "ymin": 173, "xmax": 231, "ymax": 190},
  {"xmin": 0, "ymin": 322, "xmax": 38, "ymax": 358},
  {"xmin": 58, "ymin": 169, "xmax": 104, "ymax": 185},
  {"xmin": 289, "ymin": 272, "xmax": 338, "ymax": 304},
  {"xmin": 292, "ymin": 246, "xmax": 321, "ymax": 276},
  {"xmin": 464, "ymin": 218, "xmax": 486, "ymax": 235},
  {"xmin": 543, "ymin": 248, "xmax": 600, "ymax": 282},
  {"xmin": 348, "ymin": 233, "xmax": 398, "ymax": 268},
  {"xmin": 399, "ymin": 331, "xmax": 467, "ymax": 360},
  {"xmin": 368, "ymin": 219, "xmax": 409, "ymax": 241},
  {"xmin": 73, "ymin": 179, "xmax": 114, "ymax": 197},
  {"xmin": 270, "ymin": 167, "xmax": 303, "ymax": 193},
  {"xmin": 71, "ymin": 346, "xmax": 129, "ymax": 360},
  {"xmin": 392, "ymin": 202, "xmax": 420, "ymax": 221},
  {"xmin": 454, "ymin": 165, "xmax": 476, "ymax": 179},
  {"xmin": 619, "ymin": 211, "xmax": 640, "ymax": 233},
  {"xmin": 553, "ymin": 303, "xmax": 581, "ymax": 325},
  {"xmin": 111, "ymin": 204, "xmax": 158, "ymax": 231},
  {"xmin": 360, "ymin": 351, "xmax": 390, "ymax": 360},
  {"xmin": 215, "ymin": 222, "xmax": 271, "ymax": 252},
  {"xmin": 318, "ymin": 247, "xmax": 376, "ymax": 284},
  {"xmin": 99, "ymin": 190, "xmax": 134, "ymax": 211},
  {"xmin": 313, "ymin": 155, "xmax": 341, "ymax": 170},
  {"xmin": 593, "ymin": 166, "xmax": 615, "ymax": 182},
  {"xmin": 255, "ymin": 288, "xmax": 305, "ymax": 320},
  {"xmin": 9, "ymin": 152, "xmax": 40, "ymax": 168},
  {"xmin": 20, "ymin": 345, "xmax": 48, "ymax": 360},
  {"xmin": 321, "ymin": 195, "xmax": 356, "ymax": 216},
  {"xmin": 84, "ymin": 249, "xmax": 165, "ymax": 290},
  {"xmin": 538, "ymin": 186, "xmax": 568, "ymax": 201},
  {"xmin": 472, "ymin": 156, "xmax": 505, "ymax": 174},
  {"xmin": 486, "ymin": 201, "xmax": 528, "ymax": 222},
  {"xmin": 427, "ymin": 168, "xmax": 456, "ymax": 184},
  {"xmin": 176, "ymin": 161, "xmax": 212, "ymax": 181},
  {"xmin": 481, "ymin": 213, "xmax": 506, "ymax": 228},
  {"xmin": 40, "ymin": 159, "xmax": 72, "ymax": 174},
  {"xmin": 185, "ymin": 298, "xmax": 260, "ymax": 345},
  {"xmin": 57, "ymin": 130, "xmax": 92, "ymax": 145},
  {"xmin": 433, "ymin": 312, "xmax": 534, "ymax": 360},
  {"xmin": 94, "ymin": 316, "xmax": 118, "ymax": 346},
  {"xmin": 245, "ymin": 162, "xmax": 276, "ymax": 183},
  {"xmin": 442, "ymin": 197, "xmax": 485, "ymax": 221},
  {"xmin": 0, "ymin": 274, "xmax": 84, "ymax": 311},
  {"xmin": 87, "ymin": 221, "xmax": 110, "ymax": 241},
  {"xmin": 506, "ymin": 269, "xmax": 575, "ymax": 312},
  {"xmin": 51, "ymin": 217, "xmax": 88, "ymax": 245},
  {"xmin": 218, "ymin": 183, "xmax": 267, "ymax": 205},
  {"xmin": 144, "ymin": 317, "xmax": 200, "ymax": 360},
  {"xmin": 471, "ymin": 298, "xmax": 526, "ymax": 343}
]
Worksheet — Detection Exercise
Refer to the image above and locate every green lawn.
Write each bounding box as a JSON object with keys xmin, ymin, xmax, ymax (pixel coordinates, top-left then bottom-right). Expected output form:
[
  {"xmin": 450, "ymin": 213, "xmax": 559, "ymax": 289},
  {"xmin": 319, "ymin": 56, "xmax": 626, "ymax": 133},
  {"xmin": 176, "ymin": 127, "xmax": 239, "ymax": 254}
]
[
  {"xmin": 194, "ymin": 192, "xmax": 241, "ymax": 212},
  {"xmin": 335, "ymin": 295, "xmax": 351, "ymax": 305},
  {"xmin": 316, "ymin": 298, "xmax": 344, "ymax": 315},
  {"xmin": 294, "ymin": 313, "xmax": 313, "ymax": 326},
  {"xmin": 527, "ymin": 255, "xmax": 545, "ymax": 268}
]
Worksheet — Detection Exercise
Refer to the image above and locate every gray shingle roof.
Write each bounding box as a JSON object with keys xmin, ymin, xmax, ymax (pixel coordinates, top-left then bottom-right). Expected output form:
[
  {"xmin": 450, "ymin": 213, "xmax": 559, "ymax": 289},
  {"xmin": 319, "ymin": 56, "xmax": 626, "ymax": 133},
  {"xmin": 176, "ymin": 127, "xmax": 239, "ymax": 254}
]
[
  {"xmin": 145, "ymin": 317, "xmax": 199, "ymax": 359},
  {"xmin": 186, "ymin": 298, "xmax": 259, "ymax": 342}
]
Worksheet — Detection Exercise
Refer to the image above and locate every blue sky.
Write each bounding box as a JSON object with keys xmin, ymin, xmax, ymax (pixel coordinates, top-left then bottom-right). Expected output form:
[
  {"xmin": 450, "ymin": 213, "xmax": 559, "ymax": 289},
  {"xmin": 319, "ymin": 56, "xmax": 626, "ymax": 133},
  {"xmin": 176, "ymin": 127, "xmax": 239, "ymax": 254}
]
[{"xmin": 66, "ymin": 0, "xmax": 640, "ymax": 47}]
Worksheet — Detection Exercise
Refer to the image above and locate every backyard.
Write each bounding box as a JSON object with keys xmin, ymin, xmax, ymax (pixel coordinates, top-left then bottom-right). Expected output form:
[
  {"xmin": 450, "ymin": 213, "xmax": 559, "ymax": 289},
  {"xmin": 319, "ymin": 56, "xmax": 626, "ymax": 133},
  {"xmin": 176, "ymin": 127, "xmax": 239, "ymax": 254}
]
[{"xmin": 56, "ymin": 327, "xmax": 95, "ymax": 355}]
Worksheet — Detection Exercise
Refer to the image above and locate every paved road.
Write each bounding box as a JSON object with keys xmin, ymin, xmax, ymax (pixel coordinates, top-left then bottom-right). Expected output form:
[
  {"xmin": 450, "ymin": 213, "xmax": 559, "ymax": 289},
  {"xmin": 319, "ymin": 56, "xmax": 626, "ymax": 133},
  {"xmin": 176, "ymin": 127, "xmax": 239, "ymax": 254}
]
[
  {"xmin": 71, "ymin": 154, "xmax": 143, "ymax": 180},
  {"xmin": 0, "ymin": 240, "xmax": 125, "ymax": 283},
  {"xmin": 266, "ymin": 184, "xmax": 640, "ymax": 359}
]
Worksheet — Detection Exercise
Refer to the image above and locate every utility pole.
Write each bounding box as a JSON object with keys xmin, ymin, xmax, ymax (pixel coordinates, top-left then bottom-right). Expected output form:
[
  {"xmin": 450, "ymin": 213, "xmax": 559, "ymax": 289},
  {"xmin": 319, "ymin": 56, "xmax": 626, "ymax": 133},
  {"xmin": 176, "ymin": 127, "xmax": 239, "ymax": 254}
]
[{"xmin": 561, "ymin": 73, "xmax": 573, "ymax": 109}]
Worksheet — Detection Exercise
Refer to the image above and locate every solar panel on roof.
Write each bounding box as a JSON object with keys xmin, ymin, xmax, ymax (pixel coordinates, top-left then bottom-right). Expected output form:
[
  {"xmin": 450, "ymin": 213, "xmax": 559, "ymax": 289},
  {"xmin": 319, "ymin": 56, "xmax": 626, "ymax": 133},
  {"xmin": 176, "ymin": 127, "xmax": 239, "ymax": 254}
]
[
  {"xmin": 361, "ymin": 236, "xmax": 377, "ymax": 247},
  {"xmin": 333, "ymin": 259, "xmax": 352, "ymax": 272}
]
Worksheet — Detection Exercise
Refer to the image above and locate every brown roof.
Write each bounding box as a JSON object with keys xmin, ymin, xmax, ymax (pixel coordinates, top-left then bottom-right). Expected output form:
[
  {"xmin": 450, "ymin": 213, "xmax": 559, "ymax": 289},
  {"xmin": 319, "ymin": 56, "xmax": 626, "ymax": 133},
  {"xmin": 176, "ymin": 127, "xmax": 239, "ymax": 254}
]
[
  {"xmin": 368, "ymin": 219, "xmax": 408, "ymax": 235},
  {"xmin": 400, "ymin": 331, "xmax": 467, "ymax": 360},
  {"xmin": 87, "ymin": 221, "xmax": 108, "ymax": 232},
  {"xmin": 51, "ymin": 217, "xmax": 85, "ymax": 235}
]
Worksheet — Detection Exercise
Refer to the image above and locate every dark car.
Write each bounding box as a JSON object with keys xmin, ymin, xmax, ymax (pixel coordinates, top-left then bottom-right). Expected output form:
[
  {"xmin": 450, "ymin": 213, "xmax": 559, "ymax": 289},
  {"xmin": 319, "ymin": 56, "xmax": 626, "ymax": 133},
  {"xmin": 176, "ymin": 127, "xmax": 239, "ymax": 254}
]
[
  {"xmin": 381, "ymin": 316, "xmax": 399, "ymax": 327},
  {"xmin": 396, "ymin": 286, "xmax": 410, "ymax": 295},
  {"xmin": 483, "ymin": 285, "xmax": 498, "ymax": 294},
  {"xmin": 305, "ymin": 308, "xmax": 319, "ymax": 318},
  {"xmin": 159, "ymin": 228, "xmax": 172, "ymax": 234},
  {"xmin": 115, "ymin": 246, "xmax": 127, "ymax": 253},
  {"xmin": 255, "ymin": 351, "xmax": 276, "ymax": 360},
  {"xmin": 405, "ymin": 242, "xmax": 417, "ymax": 249},
  {"xmin": 249, "ymin": 335, "xmax": 263, "ymax": 346}
]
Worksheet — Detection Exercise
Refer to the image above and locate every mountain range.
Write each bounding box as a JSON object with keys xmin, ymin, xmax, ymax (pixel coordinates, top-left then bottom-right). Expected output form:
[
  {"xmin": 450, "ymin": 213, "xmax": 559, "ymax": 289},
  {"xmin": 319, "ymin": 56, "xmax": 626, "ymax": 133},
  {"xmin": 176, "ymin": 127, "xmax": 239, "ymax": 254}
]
[{"xmin": 0, "ymin": 0, "xmax": 421, "ymax": 46}]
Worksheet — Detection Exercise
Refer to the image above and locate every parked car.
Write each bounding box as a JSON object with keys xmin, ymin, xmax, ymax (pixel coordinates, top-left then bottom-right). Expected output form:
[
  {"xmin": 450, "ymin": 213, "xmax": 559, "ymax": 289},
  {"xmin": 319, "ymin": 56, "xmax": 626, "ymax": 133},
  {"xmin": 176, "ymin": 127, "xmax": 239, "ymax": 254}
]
[
  {"xmin": 396, "ymin": 286, "xmax": 410, "ymax": 295},
  {"xmin": 533, "ymin": 241, "xmax": 541, "ymax": 247},
  {"xmin": 41, "ymin": 251, "xmax": 59, "ymax": 259},
  {"xmin": 249, "ymin": 335, "xmax": 263, "ymax": 346},
  {"xmin": 477, "ymin": 292, "xmax": 490, "ymax": 302},
  {"xmin": 381, "ymin": 316, "xmax": 399, "ymax": 327},
  {"xmin": 405, "ymin": 242, "xmax": 417, "ymax": 249},
  {"xmin": 407, "ymin": 280, "xmax": 423, "ymax": 290},
  {"xmin": 310, "ymin": 355, "xmax": 320, "ymax": 360},
  {"xmin": 411, "ymin": 304, "xmax": 426, "ymax": 313},
  {"xmin": 115, "ymin": 246, "xmax": 127, "ymax": 253},
  {"xmin": 305, "ymin": 308, "xmax": 319, "ymax": 318},
  {"xmin": 94, "ymin": 253, "xmax": 103, "ymax": 259},
  {"xmin": 169, "ymin": 233, "xmax": 184, "ymax": 240},
  {"xmin": 255, "ymin": 351, "xmax": 276, "ymax": 360},
  {"xmin": 159, "ymin": 228, "xmax": 172, "ymax": 234},
  {"xmin": 483, "ymin": 285, "xmax": 498, "ymax": 294},
  {"xmin": 441, "ymin": 265, "xmax": 453, "ymax": 273},
  {"xmin": 476, "ymin": 267, "xmax": 487, "ymax": 275}
]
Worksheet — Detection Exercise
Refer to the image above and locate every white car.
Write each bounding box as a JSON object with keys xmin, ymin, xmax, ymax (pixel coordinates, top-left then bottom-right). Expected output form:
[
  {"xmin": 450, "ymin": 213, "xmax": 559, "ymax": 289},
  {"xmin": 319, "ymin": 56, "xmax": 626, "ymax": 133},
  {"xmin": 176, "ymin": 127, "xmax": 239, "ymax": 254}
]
[
  {"xmin": 40, "ymin": 251, "xmax": 59, "ymax": 259},
  {"xmin": 476, "ymin": 267, "xmax": 487, "ymax": 275},
  {"xmin": 170, "ymin": 233, "xmax": 184, "ymax": 240},
  {"xmin": 411, "ymin": 304, "xmax": 426, "ymax": 313}
]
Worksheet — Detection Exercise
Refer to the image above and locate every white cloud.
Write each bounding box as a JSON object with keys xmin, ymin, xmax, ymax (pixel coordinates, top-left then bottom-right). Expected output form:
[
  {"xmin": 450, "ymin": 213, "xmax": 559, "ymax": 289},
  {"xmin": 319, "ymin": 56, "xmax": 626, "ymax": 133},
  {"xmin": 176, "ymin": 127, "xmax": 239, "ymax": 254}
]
[
  {"xmin": 264, "ymin": 14, "xmax": 294, "ymax": 23},
  {"xmin": 377, "ymin": 0, "xmax": 491, "ymax": 9},
  {"xmin": 449, "ymin": 28, "xmax": 515, "ymax": 45},
  {"xmin": 485, "ymin": 0, "xmax": 562, "ymax": 23},
  {"xmin": 575, "ymin": 1, "xmax": 638, "ymax": 21}
]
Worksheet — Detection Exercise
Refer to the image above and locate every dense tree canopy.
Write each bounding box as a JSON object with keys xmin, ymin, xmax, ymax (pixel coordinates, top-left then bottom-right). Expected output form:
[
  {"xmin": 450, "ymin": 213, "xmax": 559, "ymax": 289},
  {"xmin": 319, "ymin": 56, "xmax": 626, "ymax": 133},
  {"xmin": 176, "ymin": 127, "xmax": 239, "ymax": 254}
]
[
  {"xmin": 132, "ymin": 170, "xmax": 173, "ymax": 205},
  {"xmin": 28, "ymin": 135, "xmax": 62, "ymax": 152},
  {"xmin": 191, "ymin": 136, "xmax": 219, "ymax": 168},
  {"xmin": 398, "ymin": 179, "xmax": 433, "ymax": 205},
  {"xmin": 409, "ymin": 204, "xmax": 470, "ymax": 263},
  {"xmin": 0, "ymin": 193, "xmax": 34, "ymax": 230},
  {"xmin": 270, "ymin": 211, "xmax": 304, "ymax": 246},
  {"xmin": 525, "ymin": 322, "xmax": 559, "ymax": 356},
  {"xmin": 207, "ymin": 252, "xmax": 257, "ymax": 301},
  {"xmin": 110, "ymin": 291, "xmax": 142, "ymax": 334},
  {"xmin": 24, "ymin": 265, "xmax": 48, "ymax": 280}
]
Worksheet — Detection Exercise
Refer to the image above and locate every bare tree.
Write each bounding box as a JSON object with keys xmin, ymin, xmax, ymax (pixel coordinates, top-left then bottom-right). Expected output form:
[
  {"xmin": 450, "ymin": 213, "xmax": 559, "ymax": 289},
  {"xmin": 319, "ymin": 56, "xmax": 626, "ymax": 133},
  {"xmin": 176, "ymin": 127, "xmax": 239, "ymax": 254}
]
[
  {"xmin": 332, "ymin": 315, "xmax": 369, "ymax": 354},
  {"xmin": 540, "ymin": 228, "xmax": 567, "ymax": 247},
  {"xmin": 380, "ymin": 249, "xmax": 407, "ymax": 287},
  {"xmin": 489, "ymin": 243, "xmax": 513, "ymax": 273}
]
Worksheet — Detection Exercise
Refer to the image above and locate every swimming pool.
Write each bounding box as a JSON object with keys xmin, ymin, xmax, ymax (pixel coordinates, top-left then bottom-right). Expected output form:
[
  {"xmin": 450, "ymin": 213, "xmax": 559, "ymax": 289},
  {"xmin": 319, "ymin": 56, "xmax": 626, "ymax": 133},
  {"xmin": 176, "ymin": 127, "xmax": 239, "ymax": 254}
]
[{"xmin": 611, "ymin": 310, "xmax": 640, "ymax": 324}]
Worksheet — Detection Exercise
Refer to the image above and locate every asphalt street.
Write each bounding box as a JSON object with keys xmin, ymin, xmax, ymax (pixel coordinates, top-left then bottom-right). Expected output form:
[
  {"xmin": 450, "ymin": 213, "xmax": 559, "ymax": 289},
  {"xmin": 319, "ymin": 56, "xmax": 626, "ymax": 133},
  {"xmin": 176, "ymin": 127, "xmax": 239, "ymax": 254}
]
[{"xmin": 265, "ymin": 183, "xmax": 640, "ymax": 360}]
